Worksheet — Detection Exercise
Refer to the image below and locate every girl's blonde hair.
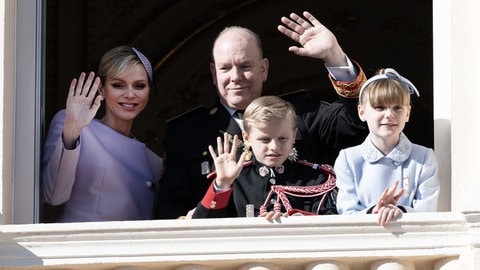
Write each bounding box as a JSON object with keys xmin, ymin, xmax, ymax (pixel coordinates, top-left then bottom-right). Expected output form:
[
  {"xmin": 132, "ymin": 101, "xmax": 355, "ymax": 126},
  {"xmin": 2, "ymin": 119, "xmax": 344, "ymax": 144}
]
[{"xmin": 359, "ymin": 68, "xmax": 418, "ymax": 107}]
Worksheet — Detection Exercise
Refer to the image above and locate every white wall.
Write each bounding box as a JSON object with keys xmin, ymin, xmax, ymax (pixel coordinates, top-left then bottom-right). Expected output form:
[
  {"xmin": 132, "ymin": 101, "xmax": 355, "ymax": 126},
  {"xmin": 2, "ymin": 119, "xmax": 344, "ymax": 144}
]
[
  {"xmin": 433, "ymin": 1, "xmax": 452, "ymax": 212},
  {"xmin": 450, "ymin": 0, "xmax": 480, "ymax": 212}
]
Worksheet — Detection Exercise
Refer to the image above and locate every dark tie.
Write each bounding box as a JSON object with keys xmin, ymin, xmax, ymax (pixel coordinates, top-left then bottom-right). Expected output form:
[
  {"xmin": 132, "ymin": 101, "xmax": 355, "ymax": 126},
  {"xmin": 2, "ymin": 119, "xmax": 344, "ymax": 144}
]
[{"xmin": 233, "ymin": 110, "xmax": 244, "ymax": 119}]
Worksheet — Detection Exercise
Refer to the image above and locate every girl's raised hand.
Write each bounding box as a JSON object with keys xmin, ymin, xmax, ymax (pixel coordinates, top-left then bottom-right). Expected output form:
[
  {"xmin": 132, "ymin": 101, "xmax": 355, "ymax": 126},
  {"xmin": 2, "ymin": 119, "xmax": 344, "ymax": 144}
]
[{"xmin": 372, "ymin": 180, "xmax": 405, "ymax": 214}]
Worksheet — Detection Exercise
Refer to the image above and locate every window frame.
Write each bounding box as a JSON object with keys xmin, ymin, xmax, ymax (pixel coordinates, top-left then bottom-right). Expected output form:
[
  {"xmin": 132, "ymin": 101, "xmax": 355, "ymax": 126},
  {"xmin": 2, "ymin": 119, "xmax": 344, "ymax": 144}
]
[
  {"xmin": 10, "ymin": 0, "xmax": 451, "ymax": 224},
  {"xmin": 13, "ymin": 0, "xmax": 44, "ymax": 223}
]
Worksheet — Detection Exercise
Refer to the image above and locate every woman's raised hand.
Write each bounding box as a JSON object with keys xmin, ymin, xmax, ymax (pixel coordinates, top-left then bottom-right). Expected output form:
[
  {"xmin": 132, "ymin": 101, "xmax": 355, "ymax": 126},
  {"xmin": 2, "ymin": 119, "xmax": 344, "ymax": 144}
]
[{"xmin": 62, "ymin": 72, "xmax": 103, "ymax": 149}]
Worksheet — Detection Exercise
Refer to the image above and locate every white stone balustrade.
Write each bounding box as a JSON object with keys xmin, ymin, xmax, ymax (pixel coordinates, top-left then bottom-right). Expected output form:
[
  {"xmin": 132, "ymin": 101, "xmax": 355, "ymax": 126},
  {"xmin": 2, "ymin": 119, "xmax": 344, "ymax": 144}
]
[{"xmin": 1, "ymin": 212, "xmax": 479, "ymax": 270}]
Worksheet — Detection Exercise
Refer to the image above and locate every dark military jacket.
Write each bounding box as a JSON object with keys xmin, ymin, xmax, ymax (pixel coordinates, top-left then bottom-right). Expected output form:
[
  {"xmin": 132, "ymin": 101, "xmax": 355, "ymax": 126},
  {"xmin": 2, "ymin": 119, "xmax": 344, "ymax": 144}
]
[
  {"xmin": 156, "ymin": 101, "xmax": 241, "ymax": 219},
  {"xmin": 192, "ymin": 158, "xmax": 337, "ymax": 218}
]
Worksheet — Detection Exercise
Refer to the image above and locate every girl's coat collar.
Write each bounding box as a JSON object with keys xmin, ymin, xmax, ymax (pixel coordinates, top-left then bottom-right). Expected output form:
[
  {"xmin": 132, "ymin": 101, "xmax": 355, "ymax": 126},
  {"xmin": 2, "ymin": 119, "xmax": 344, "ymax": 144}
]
[{"xmin": 361, "ymin": 132, "xmax": 412, "ymax": 163}]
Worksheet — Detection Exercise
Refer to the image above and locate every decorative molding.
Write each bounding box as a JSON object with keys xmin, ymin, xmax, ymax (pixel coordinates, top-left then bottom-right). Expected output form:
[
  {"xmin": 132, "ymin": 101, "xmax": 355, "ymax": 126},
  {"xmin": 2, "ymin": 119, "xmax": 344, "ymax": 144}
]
[{"xmin": 0, "ymin": 212, "xmax": 474, "ymax": 269}]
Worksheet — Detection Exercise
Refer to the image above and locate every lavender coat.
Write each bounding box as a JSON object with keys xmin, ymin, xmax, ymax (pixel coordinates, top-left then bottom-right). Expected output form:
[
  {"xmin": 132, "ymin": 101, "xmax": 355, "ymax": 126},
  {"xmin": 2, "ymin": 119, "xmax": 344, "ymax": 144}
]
[{"xmin": 42, "ymin": 110, "xmax": 163, "ymax": 222}]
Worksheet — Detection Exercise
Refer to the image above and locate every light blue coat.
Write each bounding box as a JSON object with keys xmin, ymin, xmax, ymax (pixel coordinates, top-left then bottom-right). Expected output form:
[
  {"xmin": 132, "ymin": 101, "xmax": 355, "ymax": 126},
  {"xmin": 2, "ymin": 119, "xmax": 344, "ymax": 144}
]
[
  {"xmin": 42, "ymin": 110, "xmax": 163, "ymax": 222},
  {"xmin": 334, "ymin": 133, "xmax": 440, "ymax": 214}
]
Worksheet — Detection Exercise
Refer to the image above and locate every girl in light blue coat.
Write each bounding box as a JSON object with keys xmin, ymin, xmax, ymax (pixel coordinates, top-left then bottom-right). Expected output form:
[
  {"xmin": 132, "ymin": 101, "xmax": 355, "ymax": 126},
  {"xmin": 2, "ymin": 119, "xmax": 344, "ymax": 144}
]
[{"xmin": 334, "ymin": 68, "xmax": 440, "ymax": 226}]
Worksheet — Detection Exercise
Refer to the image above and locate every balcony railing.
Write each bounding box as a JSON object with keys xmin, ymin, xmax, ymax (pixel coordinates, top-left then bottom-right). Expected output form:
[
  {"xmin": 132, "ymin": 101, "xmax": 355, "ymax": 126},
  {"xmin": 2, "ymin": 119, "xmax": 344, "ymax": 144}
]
[{"xmin": 1, "ymin": 212, "xmax": 479, "ymax": 270}]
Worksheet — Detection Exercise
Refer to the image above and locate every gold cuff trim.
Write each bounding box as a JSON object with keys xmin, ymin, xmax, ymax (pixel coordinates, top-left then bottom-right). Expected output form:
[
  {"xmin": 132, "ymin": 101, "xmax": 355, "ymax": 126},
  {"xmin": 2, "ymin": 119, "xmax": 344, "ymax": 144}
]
[{"xmin": 328, "ymin": 61, "xmax": 367, "ymax": 98}]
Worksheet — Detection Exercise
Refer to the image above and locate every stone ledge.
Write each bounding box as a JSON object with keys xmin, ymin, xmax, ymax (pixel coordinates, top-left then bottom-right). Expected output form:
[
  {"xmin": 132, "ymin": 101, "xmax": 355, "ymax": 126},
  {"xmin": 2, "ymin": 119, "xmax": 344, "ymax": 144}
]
[{"xmin": 0, "ymin": 212, "xmax": 475, "ymax": 270}]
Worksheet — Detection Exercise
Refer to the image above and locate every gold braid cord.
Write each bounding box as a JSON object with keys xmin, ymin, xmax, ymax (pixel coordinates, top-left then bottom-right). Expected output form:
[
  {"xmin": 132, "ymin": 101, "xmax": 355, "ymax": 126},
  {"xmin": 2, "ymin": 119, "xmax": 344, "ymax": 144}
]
[{"xmin": 328, "ymin": 61, "xmax": 367, "ymax": 98}]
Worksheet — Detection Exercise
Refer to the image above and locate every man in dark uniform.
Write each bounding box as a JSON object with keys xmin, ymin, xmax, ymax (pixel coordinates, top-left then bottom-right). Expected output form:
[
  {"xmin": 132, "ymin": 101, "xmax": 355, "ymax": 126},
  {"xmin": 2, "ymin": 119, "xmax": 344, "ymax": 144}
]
[{"xmin": 156, "ymin": 11, "xmax": 368, "ymax": 219}]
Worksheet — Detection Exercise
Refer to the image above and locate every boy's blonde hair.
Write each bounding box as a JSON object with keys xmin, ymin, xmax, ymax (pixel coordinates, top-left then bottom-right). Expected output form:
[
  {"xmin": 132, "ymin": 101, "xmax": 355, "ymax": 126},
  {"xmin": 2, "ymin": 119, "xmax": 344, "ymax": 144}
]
[{"xmin": 243, "ymin": 96, "xmax": 296, "ymax": 133}]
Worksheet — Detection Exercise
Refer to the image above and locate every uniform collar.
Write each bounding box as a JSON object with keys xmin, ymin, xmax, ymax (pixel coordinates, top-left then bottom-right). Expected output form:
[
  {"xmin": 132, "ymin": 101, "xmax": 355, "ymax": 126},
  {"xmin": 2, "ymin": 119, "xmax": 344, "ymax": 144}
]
[
  {"xmin": 361, "ymin": 132, "xmax": 412, "ymax": 163},
  {"xmin": 252, "ymin": 158, "xmax": 291, "ymax": 177},
  {"xmin": 210, "ymin": 100, "xmax": 243, "ymax": 136},
  {"xmin": 218, "ymin": 99, "xmax": 238, "ymax": 117}
]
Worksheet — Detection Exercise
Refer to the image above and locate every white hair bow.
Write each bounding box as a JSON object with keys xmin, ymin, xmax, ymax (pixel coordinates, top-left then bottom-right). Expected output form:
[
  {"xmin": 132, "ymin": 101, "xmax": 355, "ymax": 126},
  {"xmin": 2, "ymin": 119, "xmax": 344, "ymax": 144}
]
[{"xmin": 359, "ymin": 68, "xmax": 419, "ymax": 102}]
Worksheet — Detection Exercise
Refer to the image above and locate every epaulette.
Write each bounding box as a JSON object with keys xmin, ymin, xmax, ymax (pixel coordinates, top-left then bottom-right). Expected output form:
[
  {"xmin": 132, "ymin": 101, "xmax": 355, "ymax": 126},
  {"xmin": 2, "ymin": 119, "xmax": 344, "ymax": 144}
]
[
  {"xmin": 206, "ymin": 161, "xmax": 253, "ymax": 180},
  {"xmin": 166, "ymin": 106, "xmax": 207, "ymax": 123}
]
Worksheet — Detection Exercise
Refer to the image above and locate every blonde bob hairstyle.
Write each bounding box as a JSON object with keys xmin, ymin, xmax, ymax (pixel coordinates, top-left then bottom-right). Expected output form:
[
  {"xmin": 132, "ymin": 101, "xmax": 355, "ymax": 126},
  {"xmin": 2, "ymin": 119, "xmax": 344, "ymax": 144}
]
[{"xmin": 359, "ymin": 68, "xmax": 416, "ymax": 107}]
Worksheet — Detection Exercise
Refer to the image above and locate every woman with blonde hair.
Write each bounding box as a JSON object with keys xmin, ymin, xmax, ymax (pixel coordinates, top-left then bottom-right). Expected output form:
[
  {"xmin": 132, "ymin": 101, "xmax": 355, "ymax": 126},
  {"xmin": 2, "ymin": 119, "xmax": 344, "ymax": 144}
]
[{"xmin": 42, "ymin": 46, "xmax": 163, "ymax": 222}]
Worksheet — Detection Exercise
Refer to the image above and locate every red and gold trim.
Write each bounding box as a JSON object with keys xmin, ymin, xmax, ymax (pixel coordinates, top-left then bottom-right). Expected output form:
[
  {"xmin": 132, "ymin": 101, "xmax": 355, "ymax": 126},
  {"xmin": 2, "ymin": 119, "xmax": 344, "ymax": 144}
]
[{"xmin": 328, "ymin": 60, "xmax": 366, "ymax": 99}]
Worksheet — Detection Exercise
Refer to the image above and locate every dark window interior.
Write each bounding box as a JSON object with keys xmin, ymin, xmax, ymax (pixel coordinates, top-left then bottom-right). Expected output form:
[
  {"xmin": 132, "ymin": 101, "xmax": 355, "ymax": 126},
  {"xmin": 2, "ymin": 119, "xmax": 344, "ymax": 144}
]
[{"xmin": 43, "ymin": 0, "xmax": 433, "ymax": 222}]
